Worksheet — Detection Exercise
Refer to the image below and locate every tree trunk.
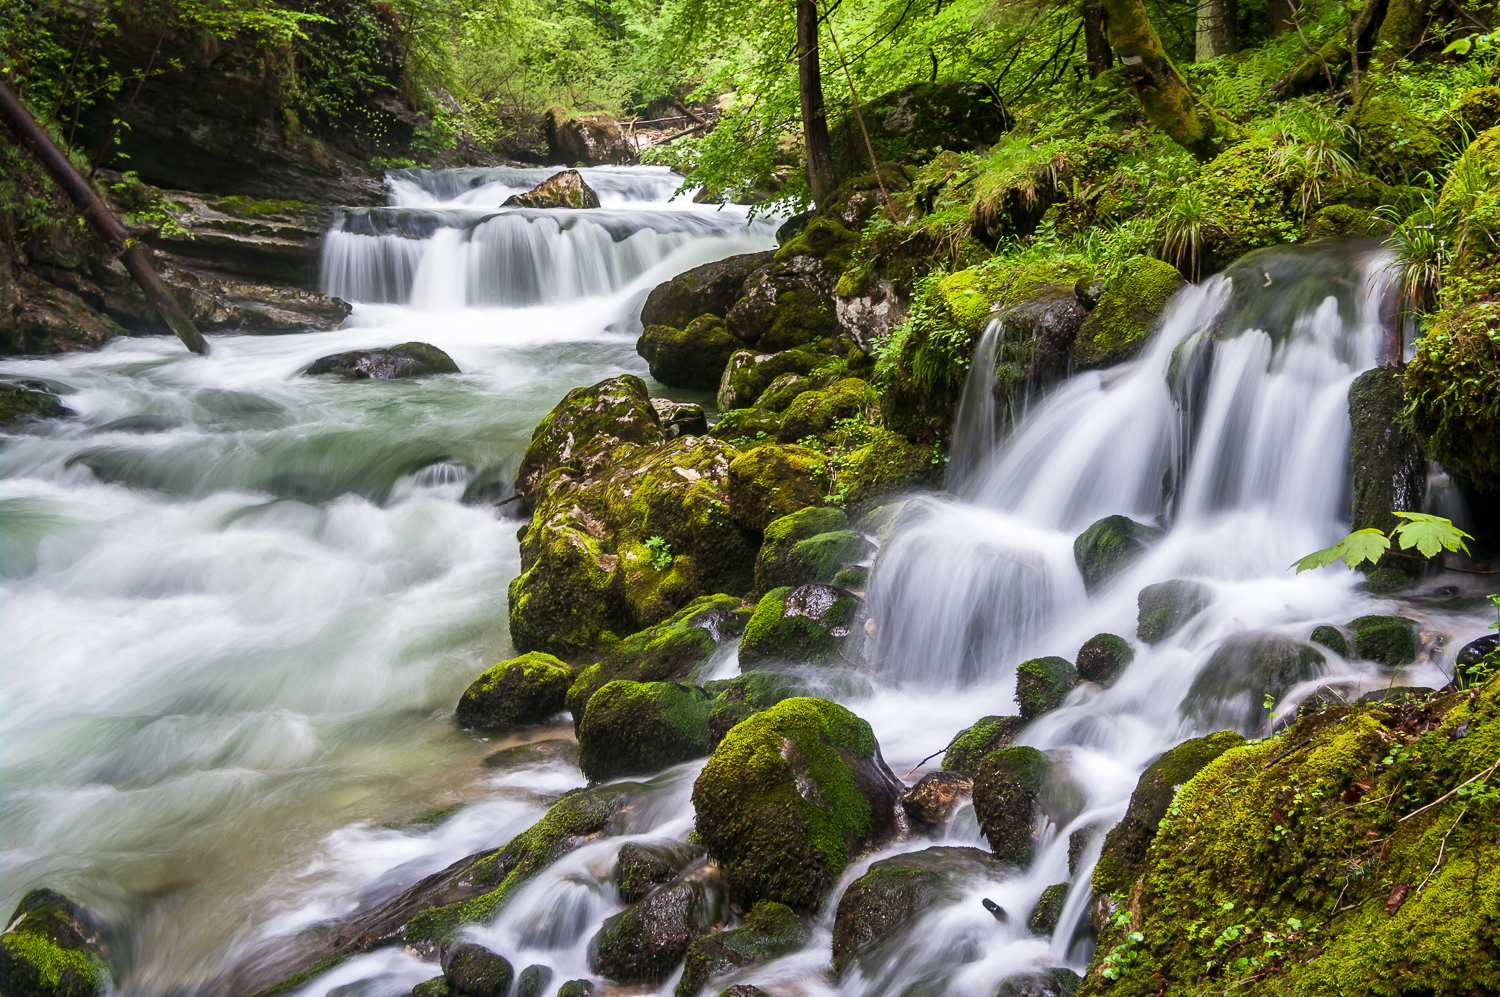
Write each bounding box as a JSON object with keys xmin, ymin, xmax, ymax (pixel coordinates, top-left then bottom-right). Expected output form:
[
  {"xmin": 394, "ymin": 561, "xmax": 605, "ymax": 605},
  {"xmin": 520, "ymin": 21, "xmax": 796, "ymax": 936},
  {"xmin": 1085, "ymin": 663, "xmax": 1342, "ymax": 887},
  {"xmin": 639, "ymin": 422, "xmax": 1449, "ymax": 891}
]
[
  {"xmin": 796, "ymin": 0, "xmax": 837, "ymax": 205},
  {"xmin": 1268, "ymin": 0, "xmax": 1296, "ymax": 36},
  {"xmin": 1083, "ymin": 0, "xmax": 1114, "ymax": 77},
  {"xmin": 1370, "ymin": 0, "xmax": 1429, "ymax": 72},
  {"xmin": 1194, "ymin": 0, "xmax": 1236, "ymax": 60},
  {"xmin": 1101, "ymin": 0, "xmax": 1238, "ymax": 160}
]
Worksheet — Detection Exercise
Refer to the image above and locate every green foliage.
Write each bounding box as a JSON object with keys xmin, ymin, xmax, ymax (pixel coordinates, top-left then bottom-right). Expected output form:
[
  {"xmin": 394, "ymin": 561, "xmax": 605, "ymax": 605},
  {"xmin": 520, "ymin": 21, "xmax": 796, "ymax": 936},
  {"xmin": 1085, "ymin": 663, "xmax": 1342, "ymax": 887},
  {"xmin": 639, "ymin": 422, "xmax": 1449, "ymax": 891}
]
[
  {"xmin": 644, "ymin": 534, "xmax": 673, "ymax": 570},
  {"xmin": 1294, "ymin": 513, "xmax": 1471, "ymax": 573}
]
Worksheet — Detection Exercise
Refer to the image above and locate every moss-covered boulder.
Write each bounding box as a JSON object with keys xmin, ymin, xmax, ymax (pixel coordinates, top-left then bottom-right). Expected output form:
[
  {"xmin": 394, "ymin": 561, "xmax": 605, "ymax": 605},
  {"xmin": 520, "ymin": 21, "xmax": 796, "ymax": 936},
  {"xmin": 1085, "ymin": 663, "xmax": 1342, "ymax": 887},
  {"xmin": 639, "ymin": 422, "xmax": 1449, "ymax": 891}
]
[
  {"xmin": 1347, "ymin": 615, "xmax": 1420, "ymax": 667},
  {"xmin": 836, "ymin": 429, "xmax": 941, "ymax": 510},
  {"xmin": 829, "ymin": 81, "xmax": 1011, "ymax": 173},
  {"xmin": 638, "ymin": 316, "xmax": 742, "ymax": 391},
  {"xmin": 756, "ymin": 374, "xmax": 816, "ymax": 412},
  {"xmin": 1181, "ymin": 634, "xmax": 1326, "ymax": 734},
  {"xmin": 1071, "ymin": 258, "xmax": 1186, "ymax": 371},
  {"xmin": 588, "ymin": 879, "xmax": 727, "ymax": 983},
  {"xmin": 651, "ymin": 399, "xmax": 709, "ymax": 440},
  {"xmin": 1075, "ymin": 634, "xmax": 1134, "ymax": 687},
  {"xmin": 456, "ymin": 652, "xmax": 573, "ymax": 727},
  {"xmin": 554, "ymin": 981, "xmax": 594, "ymax": 997},
  {"xmin": 442, "ymin": 943, "xmax": 513, "ymax": 997},
  {"xmin": 725, "ymin": 445, "xmax": 831, "ymax": 531},
  {"xmin": 1308, "ymin": 624, "xmax": 1350, "ymax": 658},
  {"xmin": 706, "ymin": 408, "xmax": 784, "ymax": 448},
  {"xmin": 754, "ymin": 507, "xmax": 867, "ymax": 590},
  {"xmin": 515, "ymin": 965, "xmax": 553, "ymax": 997},
  {"xmin": 691, "ymin": 698, "xmax": 904, "ymax": 913},
  {"xmin": 898, "ymin": 770, "xmax": 973, "ymax": 832},
  {"xmin": 997, "ymin": 969, "xmax": 1082, "ymax": 997},
  {"xmin": 1174, "ymin": 141, "xmax": 1297, "ymax": 273},
  {"xmin": 0, "ymin": 890, "xmax": 111, "ymax": 997},
  {"xmin": 738, "ymin": 584, "xmax": 862, "ymax": 668},
  {"xmin": 1073, "ymin": 515, "xmax": 1164, "ymax": 593},
  {"xmin": 1355, "ymin": 92, "xmax": 1449, "ymax": 183},
  {"xmin": 701, "ymin": 669, "xmax": 810, "ymax": 747},
  {"xmin": 1405, "ymin": 298, "xmax": 1500, "ymax": 516},
  {"xmin": 615, "ymin": 840, "xmax": 705, "ymax": 904},
  {"xmin": 1136, "ymin": 579, "xmax": 1213, "ymax": 645},
  {"xmin": 674, "ymin": 901, "xmax": 810, "ymax": 997},
  {"xmin": 576, "ymin": 680, "xmax": 717, "ymax": 781},
  {"xmin": 971, "ymin": 746, "xmax": 1052, "ymax": 864},
  {"xmin": 306, "ymin": 342, "xmax": 459, "ymax": 380},
  {"xmin": 725, "ymin": 260, "xmax": 843, "ymax": 354},
  {"xmin": 941, "ymin": 716, "xmax": 1027, "ymax": 777},
  {"xmin": 831, "ymin": 846, "xmax": 1009, "ymax": 976},
  {"xmin": 0, "ymin": 382, "xmax": 69, "ymax": 425},
  {"xmin": 412, "ymin": 977, "xmax": 451, "ymax": 997},
  {"xmin": 1091, "ymin": 730, "xmax": 1244, "ymax": 898},
  {"xmin": 515, "ymin": 374, "xmax": 663, "ymax": 500},
  {"xmin": 777, "ymin": 378, "xmax": 877, "ymax": 442},
  {"xmin": 1015, "ymin": 656, "xmax": 1078, "ymax": 720},
  {"xmin": 642, "ymin": 252, "xmax": 776, "ymax": 330},
  {"xmin": 717, "ymin": 349, "xmax": 828, "ymax": 411},
  {"xmin": 1027, "ymin": 883, "xmax": 1070, "ymax": 936}
]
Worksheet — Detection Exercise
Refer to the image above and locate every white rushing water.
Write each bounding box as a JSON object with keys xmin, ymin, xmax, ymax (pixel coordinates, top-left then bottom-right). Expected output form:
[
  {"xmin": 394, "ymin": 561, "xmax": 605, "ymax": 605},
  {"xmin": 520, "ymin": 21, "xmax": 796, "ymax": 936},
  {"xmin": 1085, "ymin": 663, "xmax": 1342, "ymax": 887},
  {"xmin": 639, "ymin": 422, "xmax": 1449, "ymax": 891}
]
[{"xmin": 2, "ymin": 168, "xmax": 1493, "ymax": 997}]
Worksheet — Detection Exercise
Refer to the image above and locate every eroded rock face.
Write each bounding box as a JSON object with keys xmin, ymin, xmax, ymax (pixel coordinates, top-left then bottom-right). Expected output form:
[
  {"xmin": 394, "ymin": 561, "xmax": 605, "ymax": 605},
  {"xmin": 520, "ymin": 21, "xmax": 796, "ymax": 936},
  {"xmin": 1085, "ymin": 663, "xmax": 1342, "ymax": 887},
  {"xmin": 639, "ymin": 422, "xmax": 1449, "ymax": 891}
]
[
  {"xmin": 1, "ymin": 273, "xmax": 122, "ymax": 355},
  {"xmin": 0, "ymin": 889, "xmax": 112, "ymax": 997},
  {"xmin": 835, "ymin": 278, "xmax": 907, "ymax": 354},
  {"xmin": 502, "ymin": 170, "xmax": 601, "ymax": 209},
  {"xmin": 545, "ymin": 109, "xmax": 635, "ymax": 166},
  {"xmin": 1348, "ymin": 366, "xmax": 1426, "ymax": 542},
  {"xmin": 306, "ymin": 342, "xmax": 459, "ymax": 380}
]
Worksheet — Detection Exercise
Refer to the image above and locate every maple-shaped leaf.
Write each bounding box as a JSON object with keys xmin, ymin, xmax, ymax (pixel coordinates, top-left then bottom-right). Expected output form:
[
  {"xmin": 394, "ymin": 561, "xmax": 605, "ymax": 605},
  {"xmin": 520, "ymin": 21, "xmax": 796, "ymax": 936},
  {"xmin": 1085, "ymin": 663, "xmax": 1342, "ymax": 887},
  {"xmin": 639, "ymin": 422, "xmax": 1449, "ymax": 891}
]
[
  {"xmin": 1292, "ymin": 529, "xmax": 1390, "ymax": 573},
  {"xmin": 1391, "ymin": 512, "xmax": 1472, "ymax": 559}
]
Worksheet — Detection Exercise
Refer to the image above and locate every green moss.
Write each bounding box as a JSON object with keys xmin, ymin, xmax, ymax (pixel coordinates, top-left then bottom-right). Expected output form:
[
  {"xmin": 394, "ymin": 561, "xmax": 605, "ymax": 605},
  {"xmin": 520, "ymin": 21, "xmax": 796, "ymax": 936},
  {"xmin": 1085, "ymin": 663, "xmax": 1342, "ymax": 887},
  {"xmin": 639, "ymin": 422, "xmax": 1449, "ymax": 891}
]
[
  {"xmin": 717, "ymin": 349, "xmax": 828, "ymax": 413},
  {"xmin": 1072, "ymin": 257, "xmax": 1186, "ymax": 370},
  {"xmin": 738, "ymin": 585, "xmax": 862, "ymax": 667},
  {"xmin": 835, "ymin": 429, "xmax": 941, "ymax": 511},
  {"xmin": 1308, "ymin": 625, "xmax": 1349, "ymax": 658},
  {"xmin": 775, "ymin": 216, "xmax": 859, "ymax": 271},
  {"xmin": 1179, "ymin": 141, "xmax": 1298, "ymax": 271},
  {"xmin": 456, "ymin": 652, "xmax": 573, "ymax": 727},
  {"xmin": 972, "ymin": 746, "xmax": 1052, "ymax": 864},
  {"xmin": 1355, "ymin": 91, "xmax": 1450, "ymax": 184},
  {"xmin": 638, "ymin": 316, "xmax": 741, "ymax": 391},
  {"xmin": 576, "ymin": 679, "xmax": 716, "ymax": 781},
  {"xmin": 1137, "ymin": 579, "xmax": 1213, "ymax": 645},
  {"xmin": 1348, "ymin": 615, "xmax": 1420, "ymax": 667},
  {"xmin": 1076, "ymin": 633, "xmax": 1134, "ymax": 686},
  {"xmin": 755, "ymin": 288, "xmax": 844, "ymax": 353},
  {"xmin": 831, "ymin": 565, "xmax": 868, "ymax": 589},
  {"xmin": 756, "ymin": 374, "xmax": 817, "ymax": 412},
  {"xmin": 514, "ymin": 375, "xmax": 662, "ymax": 498},
  {"xmin": 725, "ymin": 445, "xmax": 832, "ymax": 531},
  {"xmin": 1027, "ymin": 883, "xmax": 1070, "ymax": 936},
  {"xmin": 1015, "ymin": 656, "xmax": 1078, "ymax": 720},
  {"xmin": 778, "ymin": 378, "xmax": 878, "ymax": 443},
  {"xmin": 1300, "ymin": 203, "xmax": 1384, "ymax": 241},
  {"xmin": 941, "ymin": 715, "xmax": 1026, "ymax": 777},
  {"xmin": 708, "ymin": 407, "xmax": 784, "ymax": 447},
  {"xmin": 0, "ymin": 933, "xmax": 109, "ymax": 996},
  {"xmin": 1405, "ymin": 301, "xmax": 1500, "ymax": 499},
  {"xmin": 674, "ymin": 901, "xmax": 810, "ymax": 997},
  {"xmin": 1073, "ymin": 516, "xmax": 1164, "ymax": 593},
  {"xmin": 411, "ymin": 976, "xmax": 450, "ymax": 997},
  {"xmin": 755, "ymin": 507, "xmax": 850, "ymax": 589}
]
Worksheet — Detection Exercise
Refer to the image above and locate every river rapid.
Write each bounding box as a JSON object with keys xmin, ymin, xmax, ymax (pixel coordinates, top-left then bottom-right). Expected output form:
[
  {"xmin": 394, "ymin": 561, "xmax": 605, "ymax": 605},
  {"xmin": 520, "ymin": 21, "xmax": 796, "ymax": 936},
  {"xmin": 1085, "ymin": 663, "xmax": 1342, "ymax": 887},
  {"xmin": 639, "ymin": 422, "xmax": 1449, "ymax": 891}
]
[{"xmin": 0, "ymin": 166, "xmax": 1492, "ymax": 997}]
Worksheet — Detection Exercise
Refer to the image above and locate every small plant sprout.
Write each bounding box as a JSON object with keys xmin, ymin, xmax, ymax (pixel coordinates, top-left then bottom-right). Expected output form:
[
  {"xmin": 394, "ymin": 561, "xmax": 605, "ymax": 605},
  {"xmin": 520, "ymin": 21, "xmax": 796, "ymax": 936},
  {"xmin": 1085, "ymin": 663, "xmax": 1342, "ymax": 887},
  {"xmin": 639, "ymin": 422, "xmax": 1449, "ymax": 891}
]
[
  {"xmin": 1293, "ymin": 512, "xmax": 1472, "ymax": 573},
  {"xmin": 643, "ymin": 535, "xmax": 673, "ymax": 571}
]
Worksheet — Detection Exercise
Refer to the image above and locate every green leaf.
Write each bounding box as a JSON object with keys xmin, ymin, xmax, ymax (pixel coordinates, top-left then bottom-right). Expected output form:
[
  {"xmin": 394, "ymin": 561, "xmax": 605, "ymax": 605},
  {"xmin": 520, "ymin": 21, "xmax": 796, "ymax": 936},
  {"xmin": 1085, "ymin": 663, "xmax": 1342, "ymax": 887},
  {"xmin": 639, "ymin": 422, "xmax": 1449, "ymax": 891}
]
[
  {"xmin": 1443, "ymin": 37, "xmax": 1473, "ymax": 55},
  {"xmin": 1292, "ymin": 529, "xmax": 1390, "ymax": 572},
  {"xmin": 1391, "ymin": 512, "xmax": 1472, "ymax": 558}
]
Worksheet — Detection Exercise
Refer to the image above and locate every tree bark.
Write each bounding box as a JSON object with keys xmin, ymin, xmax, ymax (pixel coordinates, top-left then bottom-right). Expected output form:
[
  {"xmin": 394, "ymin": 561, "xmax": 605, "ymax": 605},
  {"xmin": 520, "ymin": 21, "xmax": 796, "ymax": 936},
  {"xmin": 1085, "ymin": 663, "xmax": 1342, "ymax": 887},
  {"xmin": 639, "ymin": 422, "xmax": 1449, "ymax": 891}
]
[
  {"xmin": 1268, "ymin": 0, "xmax": 1296, "ymax": 36},
  {"xmin": 1083, "ymin": 0, "xmax": 1114, "ymax": 77},
  {"xmin": 1100, "ymin": 0, "xmax": 1238, "ymax": 160},
  {"xmin": 1194, "ymin": 0, "xmax": 1236, "ymax": 59},
  {"xmin": 796, "ymin": 0, "xmax": 837, "ymax": 205}
]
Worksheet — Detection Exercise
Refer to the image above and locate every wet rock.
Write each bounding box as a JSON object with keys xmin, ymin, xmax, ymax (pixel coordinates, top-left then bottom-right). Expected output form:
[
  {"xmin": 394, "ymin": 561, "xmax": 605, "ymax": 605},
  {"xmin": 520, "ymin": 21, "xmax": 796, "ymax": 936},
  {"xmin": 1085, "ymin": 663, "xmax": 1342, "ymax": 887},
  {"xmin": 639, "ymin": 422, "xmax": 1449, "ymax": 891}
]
[
  {"xmin": 755, "ymin": 508, "xmax": 866, "ymax": 590},
  {"xmin": 717, "ymin": 349, "xmax": 827, "ymax": 411},
  {"xmin": 972, "ymin": 746, "xmax": 1052, "ymax": 864},
  {"xmin": 1073, "ymin": 516, "xmax": 1163, "ymax": 593},
  {"xmin": 717, "ymin": 987, "xmax": 769, "ymax": 997},
  {"xmin": 442, "ymin": 943, "xmax": 513, "ymax": 997},
  {"xmin": 832, "ymin": 846, "xmax": 1009, "ymax": 976},
  {"xmin": 994, "ymin": 968, "xmax": 1083, "ymax": 997},
  {"xmin": 306, "ymin": 343, "xmax": 459, "ymax": 380},
  {"xmin": 1455, "ymin": 633, "xmax": 1499, "ymax": 688},
  {"xmin": 1458, "ymin": 634, "xmax": 1500, "ymax": 668},
  {"xmin": 588, "ymin": 879, "xmax": 726, "ymax": 983},
  {"xmin": 616, "ymin": 840, "xmax": 706, "ymax": 904},
  {"xmin": 1347, "ymin": 615, "xmax": 1420, "ymax": 667},
  {"xmin": 555, "ymin": 981, "xmax": 595, "ymax": 997},
  {"xmin": 832, "ymin": 565, "xmax": 869, "ymax": 589},
  {"xmin": 1309, "ymin": 624, "xmax": 1351, "ymax": 658},
  {"xmin": 514, "ymin": 375, "xmax": 663, "ymax": 501},
  {"xmin": 777, "ymin": 378, "xmax": 877, "ymax": 443},
  {"xmin": 738, "ymin": 584, "xmax": 862, "ymax": 668},
  {"xmin": 675, "ymin": 901, "xmax": 809, "ymax": 997},
  {"xmin": 1348, "ymin": 366, "xmax": 1426, "ymax": 539},
  {"xmin": 701, "ymin": 670, "xmax": 810, "ymax": 747},
  {"xmin": 482, "ymin": 738, "xmax": 579, "ymax": 770},
  {"xmin": 726, "ymin": 445, "xmax": 832, "ymax": 532},
  {"xmin": 989, "ymin": 285, "xmax": 1088, "ymax": 383},
  {"xmin": 641, "ymin": 252, "xmax": 775, "ymax": 330},
  {"xmin": 0, "ymin": 381, "xmax": 70, "ymax": 425},
  {"xmin": 1075, "ymin": 633, "xmax": 1134, "ymax": 687},
  {"xmin": 516, "ymin": 965, "xmax": 553, "ymax": 997},
  {"xmin": 639, "ymin": 316, "xmax": 741, "ymax": 390},
  {"xmin": 1015, "ymin": 656, "xmax": 1078, "ymax": 720},
  {"xmin": 545, "ymin": 109, "xmax": 635, "ymax": 165},
  {"xmin": 1071, "ymin": 257, "xmax": 1187, "ymax": 370},
  {"xmin": 692, "ymin": 698, "xmax": 904, "ymax": 913},
  {"xmin": 755, "ymin": 373, "xmax": 816, "ymax": 412},
  {"xmin": 1136, "ymin": 579, "xmax": 1213, "ymax": 645},
  {"xmin": 456, "ymin": 652, "xmax": 574, "ymax": 728},
  {"xmin": 1067, "ymin": 826, "xmax": 1094, "ymax": 877},
  {"xmin": 413, "ymin": 977, "xmax": 452, "ymax": 997},
  {"xmin": 941, "ymin": 716, "xmax": 1026, "ymax": 777},
  {"xmin": 1092, "ymin": 731, "xmax": 1244, "ymax": 896},
  {"xmin": 651, "ymin": 399, "xmax": 709, "ymax": 439},
  {"xmin": 503, "ymin": 170, "xmax": 601, "ymax": 209},
  {"xmin": 3, "ymin": 273, "xmax": 123, "ymax": 355},
  {"xmin": 835, "ymin": 277, "xmax": 907, "ymax": 354},
  {"xmin": 1026, "ymin": 883, "xmax": 1069, "ymax": 936},
  {"xmin": 577, "ymin": 680, "xmax": 716, "ymax": 781},
  {"xmin": 900, "ymin": 771, "xmax": 973, "ymax": 832},
  {"xmin": 727, "ymin": 245, "xmax": 845, "ymax": 353},
  {"xmin": 1182, "ymin": 633, "xmax": 1326, "ymax": 733},
  {"xmin": 0, "ymin": 889, "xmax": 111, "ymax": 997}
]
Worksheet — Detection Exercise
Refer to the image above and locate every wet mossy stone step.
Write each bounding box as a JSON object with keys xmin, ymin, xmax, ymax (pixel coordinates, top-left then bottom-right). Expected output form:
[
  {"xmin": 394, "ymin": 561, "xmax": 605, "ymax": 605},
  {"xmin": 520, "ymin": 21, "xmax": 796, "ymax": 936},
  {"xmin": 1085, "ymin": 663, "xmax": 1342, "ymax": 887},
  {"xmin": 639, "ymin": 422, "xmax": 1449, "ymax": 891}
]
[
  {"xmin": 674, "ymin": 900, "xmax": 809, "ymax": 997},
  {"xmin": 1073, "ymin": 515, "xmax": 1163, "ymax": 593},
  {"xmin": 615, "ymin": 840, "xmax": 706, "ymax": 904},
  {"xmin": 575, "ymin": 680, "xmax": 717, "ymax": 782},
  {"xmin": 755, "ymin": 506, "xmax": 867, "ymax": 590},
  {"xmin": 441, "ymin": 943, "xmax": 512, "ymax": 997},
  {"xmin": 1075, "ymin": 633, "xmax": 1134, "ymax": 686},
  {"xmin": 1015, "ymin": 656, "xmax": 1078, "ymax": 720},
  {"xmin": 456, "ymin": 652, "xmax": 573, "ymax": 728},
  {"xmin": 0, "ymin": 889, "xmax": 112, "ymax": 997},
  {"xmin": 305, "ymin": 342, "xmax": 459, "ymax": 380}
]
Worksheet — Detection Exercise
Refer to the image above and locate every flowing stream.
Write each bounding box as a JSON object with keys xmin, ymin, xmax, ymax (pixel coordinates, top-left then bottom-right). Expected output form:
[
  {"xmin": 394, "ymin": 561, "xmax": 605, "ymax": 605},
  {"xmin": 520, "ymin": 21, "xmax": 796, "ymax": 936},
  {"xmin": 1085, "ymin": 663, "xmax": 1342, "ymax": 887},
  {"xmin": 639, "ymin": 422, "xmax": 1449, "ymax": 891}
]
[{"xmin": 0, "ymin": 168, "xmax": 1493, "ymax": 997}]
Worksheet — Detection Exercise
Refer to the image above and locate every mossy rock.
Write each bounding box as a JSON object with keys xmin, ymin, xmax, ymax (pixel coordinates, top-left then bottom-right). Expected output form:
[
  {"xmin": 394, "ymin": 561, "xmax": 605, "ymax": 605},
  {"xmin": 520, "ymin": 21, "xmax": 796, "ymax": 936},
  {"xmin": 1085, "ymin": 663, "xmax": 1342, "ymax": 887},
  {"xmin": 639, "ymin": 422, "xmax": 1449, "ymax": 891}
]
[
  {"xmin": 566, "ymin": 594, "xmax": 752, "ymax": 716},
  {"xmin": 1015, "ymin": 656, "xmax": 1078, "ymax": 720},
  {"xmin": 554, "ymin": 982, "xmax": 594, "ymax": 997},
  {"xmin": 1073, "ymin": 515, "xmax": 1164, "ymax": 593},
  {"xmin": 0, "ymin": 890, "xmax": 111, "ymax": 997},
  {"xmin": 738, "ymin": 584, "xmax": 862, "ymax": 668},
  {"xmin": 690, "ymin": 697, "xmax": 904, "ymax": 913},
  {"xmin": 726, "ymin": 270, "xmax": 842, "ymax": 353},
  {"xmin": 456, "ymin": 652, "xmax": 573, "ymax": 728},
  {"xmin": 1355, "ymin": 92, "xmax": 1450, "ymax": 183},
  {"xmin": 442, "ymin": 943, "xmax": 513, "ymax": 997},
  {"xmin": 515, "ymin": 374, "xmax": 663, "ymax": 499},
  {"xmin": 1181, "ymin": 141, "xmax": 1299, "ymax": 271},
  {"xmin": 0, "ymin": 382, "xmax": 70, "ymax": 425},
  {"xmin": 1071, "ymin": 258, "xmax": 1186, "ymax": 371},
  {"xmin": 412, "ymin": 977, "xmax": 451, "ymax": 997},
  {"xmin": 755, "ymin": 373, "xmax": 817, "ymax": 412},
  {"xmin": 1348, "ymin": 366, "xmax": 1426, "ymax": 539},
  {"xmin": 507, "ymin": 512, "xmax": 631, "ymax": 658},
  {"xmin": 701, "ymin": 669, "xmax": 810, "ymax": 747},
  {"xmin": 674, "ymin": 901, "xmax": 810, "ymax": 997},
  {"xmin": 777, "ymin": 378, "xmax": 877, "ymax": 443},
  {"xmin": 306, "ymin": 342, "xmax": 459, "ymax": 380},
  {"xmin": 1091, "ymin": 730, "xmax": 1244, "ymax": 898},
  {"xmin": 773, "ymin": 216, "xmax": 859, "ymax": 271},
  {"xmin": 1181, "ymin": 634, "xmax": 1326, "ymax": 734},
  {"xmin": 1405, "ymin": 299, "xmax": 1500, "ymax": 503},
  {"xmin": 515, "ymin": 965, "xmax": 553, "ymax": 997},
  {"xmin": 755, "ymin": 506, "xmax": 852, "ymax": 589},
  {"xmin": 1300, "ymin": 203, "xmax": 1385, "ymax": 241},
  {"xmin": 503, "ymin": 169, "xmax": 600, "ymax": 209},
  {"xmin": 898, "ymin": 770, "xmax": 974, "ymax": 832},
  {"xmin": 971, "ymin": 746, "xmax": 1052, "ymax": 864},
  {"xmin": 1347, "ymin": 615, "xmax": 1420, "ymax": 668},
  {"xmin": 717, "ymin": 350, "xmax": 829, "ymax": 411},
  {"xmin": 1027, "ymin": 883, "xmax": 1070, "ymax": 936},
  {"xmin": 1136, "ymin": 579, "xmax": 1212, "ymax": 645},
  {"xmin": 829, "ymin": 81, "xmax": 1010, "ymax": 173},
  {"xmin": 726, "ymin": 445, "xmax": 831, "ymax": 531},
  {"xmin": 1075, "ymin": 633, "xmax": 1134, "ymax": 686},
  {"xmin": 588, "ymin": 880, "xmax": 726, "ymax": 983},
  {"xmin": 830, "ymin": 846, "xmax": 1008, "ymax": 977},
  {"xmin": 638, "ymin": 316, "xmax": 741, "ymax": 391},
  {"xmin": 707, "ymin": 408, "xmax": 784, "ymax": 447},
  {"xmin": 641, "ymin": 251, "xmax": 775, "ymax": 329},
  {"xmin": 615, "ymin": 840, "xmax": 705, "ymax": 904},
  {"xmin": 576, "ymin": 680, "xmax": 717, "ymax": 782},
  {"xmin": 831, "ymin": 565, "xmax": 868, "ymax": 589},
  {"xmin": 837, "ymin": 429, "xmax": 942, "ymax": 510},
  {"xmin": 996, "ymin": 969, "xmax": 1082, "ymax": 997},
  {"xmin": 1308, "ymin": 625, "xmax": 1350, "ymax": 658},
  {"xmin": 941, "ymin": 715, "xmax": 1026, "ymax": 777}
]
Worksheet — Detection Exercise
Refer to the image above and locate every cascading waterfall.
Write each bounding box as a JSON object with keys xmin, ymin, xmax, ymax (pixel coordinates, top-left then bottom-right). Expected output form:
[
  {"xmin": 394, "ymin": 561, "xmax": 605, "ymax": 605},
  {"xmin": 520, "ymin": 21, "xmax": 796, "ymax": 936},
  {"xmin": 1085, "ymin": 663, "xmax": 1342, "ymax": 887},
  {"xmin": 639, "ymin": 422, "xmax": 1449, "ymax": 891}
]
[{"xmin": 2, "ymin": 159, "xmax": 1490, "ymax": 997}]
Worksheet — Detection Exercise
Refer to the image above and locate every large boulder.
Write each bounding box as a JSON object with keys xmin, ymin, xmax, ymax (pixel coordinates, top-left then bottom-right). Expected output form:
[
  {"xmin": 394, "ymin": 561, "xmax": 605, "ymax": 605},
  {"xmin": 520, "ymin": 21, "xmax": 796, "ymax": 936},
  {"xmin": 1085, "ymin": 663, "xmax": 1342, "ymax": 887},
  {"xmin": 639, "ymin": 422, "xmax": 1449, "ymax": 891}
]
[
  {"xmin": 502, "ymin": 169, "xmax": 601, "ymax": 209},
  {"xmin": 941, "ymin": 716, "xmax": 1026, "ymax": 777},
  {"xmin": 515, "ymin": 966, "xmax": 553, "ymax": 997},
  {"xmin": 306, "ymin": 343, "xmax": 458, "ymax": 380},
  {"xmin": 639, "ymin": 316, "xmax": 741, "ymax": 390},
  {"xmin": 725, "ymin": 260, "xmax": 844, "ymax": 353},
  {"xmin": 1136, "ymin": 579, "xmax": 1213, "ymax": 645},
  {"xmin": 1181, "ymin": 634, "xmax": 1326, "ymax": 733},
  {"xmin": 1015, "ymin": 656, "xmax": 1078, "ymax": 720},
  {"xmin": 737, "ymin": 584, "xmax": 862, "ymax": 668},
  {"xmin": 1073, "ymin": 515, "xmax": 1164, "ymax": 593},
  {"xmin": 1071, "ymin": 257, "xmax": 1186, "ymax": 370},
  {"xmin": 0, "ymin": 890, "xmax": 111, "ymax": 997},
  {"xmin": 701, "ymin": 669, "xmax": 810, "ymax": 747},
  {"xmin": 754, "ymin": 507, "xmax": 866, "ymax": 590},
  {"xmin": 725, "ymin": 445, "xmax": 832, "ymax": 531},
  {"xmin": 588, "ymin": 880, "xmax": 727, "ymax": 983},
  {"xmin": 514, "ymin": 375, "xmax": 664, "ymax": 501},
  {"xmin": 836, "ymin": 429, "xmax": 941, "ymax": 511},
  {"xmin": 717, "ymin": 349, "xmax": 827, "ymax": 411},
  {"xmin": 576, "ymin": 680, "xmax": 717, "ymax": 781},
  {"xmin": 455, "ymin": 652, "xmax": 573, "ymax": 727},
  {"xmin": 641, "ymin": 252, "xmax": 775, "ymax": 330},
  {"xmin": 674, "ymin": 901, "xmax": 809, "ymax": 997},
  {"xmin": 1092, "ymin": 731, "xmax": 1245, "ymax": 897},
  {"xmin": 545, "ymin": 109, "xmax": 635, "ymax": 165},
  {"xmin": 2, "ymin": 273, "xmax": 122, "ymax": 355},
  {"xmin": 971, "ymin": 746, "xmax": 1051, "ymax": 864},
  {"xmin": 691, "ymin": 698, "xmax": 904, "ymax": 913},
  {"xmin": 831, "ymin": 847, "xmax": 1010, "ymax": 976}
]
